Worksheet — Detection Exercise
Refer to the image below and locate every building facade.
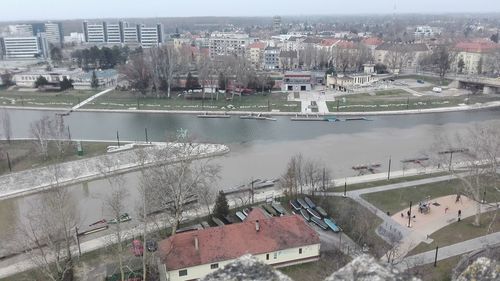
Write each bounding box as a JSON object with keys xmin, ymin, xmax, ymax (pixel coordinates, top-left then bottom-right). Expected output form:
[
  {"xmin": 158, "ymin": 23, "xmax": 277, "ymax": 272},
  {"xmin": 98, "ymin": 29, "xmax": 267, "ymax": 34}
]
[
  {"xmin": 44, "ymin": 22, "xmax": 64, "ymax": 47},
  {"xmin": 281, "ymin": 71, "xmax": 312, "ymax": 91},
  {"xmin": 208, "ymin": 33, "xmax": 250, "ymax": 58},
  {"xmin": 1, "ymin": 35, "xmax": 48, "ymax": 59},
  {"xmin": 82, "ymin": 21, "xmax": 162, "ymax": 48},
  {"xmin": 139, "ymin": 24, "xmax": 163, "ymax": 48},
  {"xmin": 263, "ymin": 47, "xmax": 280, "ymax": 69},
  {"xmin": 157, "ymin": 209, "xmax": 320, "ymax": 281}
]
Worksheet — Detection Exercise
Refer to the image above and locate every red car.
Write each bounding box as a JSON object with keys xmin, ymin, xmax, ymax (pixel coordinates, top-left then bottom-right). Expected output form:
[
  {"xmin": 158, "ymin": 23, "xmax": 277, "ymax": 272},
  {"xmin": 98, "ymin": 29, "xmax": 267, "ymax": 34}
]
[{"xmin": 131, "ymin": 239, "xmax": 143, "ymax": 257}]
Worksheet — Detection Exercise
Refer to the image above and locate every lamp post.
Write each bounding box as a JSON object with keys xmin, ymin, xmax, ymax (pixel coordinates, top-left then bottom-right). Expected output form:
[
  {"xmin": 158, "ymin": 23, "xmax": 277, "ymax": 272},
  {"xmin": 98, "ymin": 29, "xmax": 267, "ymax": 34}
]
[
  {"xmin": 438, "ymin": 148, "xmax": 469, "ymax": 171},
  {"xmin": 408, "ymin": 200, "xmax": 412, "ymax": 228}
]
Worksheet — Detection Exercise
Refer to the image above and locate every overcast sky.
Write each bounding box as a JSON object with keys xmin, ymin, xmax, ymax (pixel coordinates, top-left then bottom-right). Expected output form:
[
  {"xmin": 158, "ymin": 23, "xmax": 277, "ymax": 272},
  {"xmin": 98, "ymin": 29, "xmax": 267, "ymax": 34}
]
[{"xmin": 2, "ymin": 0, "xmax": 500, "ymax": 21}]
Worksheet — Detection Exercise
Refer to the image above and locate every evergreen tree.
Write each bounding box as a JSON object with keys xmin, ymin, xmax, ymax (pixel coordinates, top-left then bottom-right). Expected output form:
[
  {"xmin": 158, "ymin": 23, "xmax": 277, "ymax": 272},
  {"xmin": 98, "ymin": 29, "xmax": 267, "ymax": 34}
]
[
  {"xmin": 457, "ymin": 58, "xmax": 465, "ymax": 74},
  {"xmin": 60, "ymin": 77, "xmax": 74, "ymax": 91},
  {"xmin": 218, "ymin": 72, "xmax": 226, "ymax": 91},
  {"xmin": 213, "ymin": 191, "xmax": 229, "ymax": 218},
  {"xmin": 91, "ymin": 71, "xmax": 99, "ymax": 89},
  {"xmin": 34, "ymin": 76, "xmax": 49, "ymax": 88},
  {"xmin": 185, "ymin": 72, "xmax": 199, "ymax": 91}
]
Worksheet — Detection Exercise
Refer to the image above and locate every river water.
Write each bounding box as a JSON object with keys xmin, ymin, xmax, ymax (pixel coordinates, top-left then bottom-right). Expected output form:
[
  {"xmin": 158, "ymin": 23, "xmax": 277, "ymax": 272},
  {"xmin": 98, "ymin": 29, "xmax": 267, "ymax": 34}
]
[{"xmin": 1, "ymin": 108, "xmax": 499, "ymax": 253}]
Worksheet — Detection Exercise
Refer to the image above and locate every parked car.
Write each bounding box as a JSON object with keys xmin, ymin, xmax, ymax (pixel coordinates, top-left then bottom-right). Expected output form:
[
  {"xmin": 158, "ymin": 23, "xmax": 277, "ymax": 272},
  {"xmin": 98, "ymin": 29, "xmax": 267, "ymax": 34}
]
[
  {"xmin": 131, "ymin": 239, "xmax": 144, "ymax": 256},
  {"xmin": 146, "ymin": 240, "xmax": 158, "ymax": 252},
  {"xmin": 417, "ymin": 79, "xmax": 425, "ymax": 84},
  {"xmin": 432, "ymin": 87, "xmax": 442, "ymax": 93}
]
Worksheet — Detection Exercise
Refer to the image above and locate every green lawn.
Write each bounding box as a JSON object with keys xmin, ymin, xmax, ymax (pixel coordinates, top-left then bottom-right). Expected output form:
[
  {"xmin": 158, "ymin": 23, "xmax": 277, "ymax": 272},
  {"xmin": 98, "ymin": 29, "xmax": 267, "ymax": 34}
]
[
  {"xmin": 0, "ymin": 140, "xmax": 114, "ymax": 175},
  {"xmin": 408, "ymin": 211, "xmax": 500, "ymax": 255},
  {"xmin": 0, "ymin": 89, "xmax": 97, "ymax": 108},
  {"xmin": 409, "ymin": 255, "xmax": 462, "ymax": 281},
  {"xmin": 330, "ymin": 172, "xmax": 449, "ymax": 192},
  {"xmin": 397, "ymin": 75, "xmax": 453, "ymax": 86},
  {"xmin": 82, "ymin": 91, "xmax": 301, "ymax": 112},
  {"xmin": 361, "ymin": 179, "xmax": 500, "ymax": 215},
  {"xmin": 278, "ymin": 250, "xmax": 350, "ymax": 281},
  {"xmin": 326, "ymin": 93, "xmax": 498, "ymax": 112}
]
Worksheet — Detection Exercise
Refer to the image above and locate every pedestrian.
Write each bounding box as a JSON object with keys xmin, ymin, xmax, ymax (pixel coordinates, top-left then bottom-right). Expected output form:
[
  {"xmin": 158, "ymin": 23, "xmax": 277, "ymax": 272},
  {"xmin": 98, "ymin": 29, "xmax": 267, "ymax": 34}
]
[
  {"xmin": 407, "ymin": 210, "xmax": 410, "ymax": 217},
  {"xmin": 445, "ymin": 207, "xmax": 449, "ymax": 214},
  {"xmin": 458, "ymin": 209, "xmax": 462, "ymax": 222},
  {"xmin": 401, "ymin": 213, "xmax": 404, "ymax": 218}
]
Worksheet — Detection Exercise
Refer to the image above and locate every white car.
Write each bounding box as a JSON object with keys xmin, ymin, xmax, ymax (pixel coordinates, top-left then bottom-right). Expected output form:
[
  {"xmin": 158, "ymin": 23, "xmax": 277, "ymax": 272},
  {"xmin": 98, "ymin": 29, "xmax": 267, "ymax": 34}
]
[{"xmin": 432, "ymin": 87, "xmax": 442, "ymax": 93}]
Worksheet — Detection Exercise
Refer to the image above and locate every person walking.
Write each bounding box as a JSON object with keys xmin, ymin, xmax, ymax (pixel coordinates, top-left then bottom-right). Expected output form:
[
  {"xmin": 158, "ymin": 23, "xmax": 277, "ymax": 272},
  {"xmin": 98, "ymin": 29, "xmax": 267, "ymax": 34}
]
[{"xmin": 458, "ymin": 209, "xmax": 462, "ymax": 222}]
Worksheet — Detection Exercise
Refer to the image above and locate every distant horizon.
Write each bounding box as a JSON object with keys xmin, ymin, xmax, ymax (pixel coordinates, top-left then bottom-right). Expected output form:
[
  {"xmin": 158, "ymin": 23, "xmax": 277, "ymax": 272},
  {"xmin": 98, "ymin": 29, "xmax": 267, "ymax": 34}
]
[{"xmin": 1, "ymin": 0, "xmax": 500, "ymax": 22}]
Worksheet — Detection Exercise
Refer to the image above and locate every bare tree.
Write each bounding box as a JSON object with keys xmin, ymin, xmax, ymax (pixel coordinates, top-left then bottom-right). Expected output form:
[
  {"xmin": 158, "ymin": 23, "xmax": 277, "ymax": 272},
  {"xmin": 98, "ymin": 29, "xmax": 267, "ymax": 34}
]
[
  {"xmin": 17, "ymin": 165, "xmax": 77, "ymax": 281},
  {"xmin": 30, "ymin": 116, "xmax": 53, "ymax": 159},
  {"xmin": 148, "ymin": 44, "xmax": 185, "ymax": 98},
  {"xmin": 120, "ymin": 53, "xmax": 152, "ymax": 96},
  {"xmin": 335, "ymin": 48, "xmax": 353, "ymax": 73},
  {"xmin": 384, "ymin": 44, "xmax": 411, "ymax": 75},
  {"xmin": 29, "ymin": 116, "xmax": 71, "ymax": 160}
]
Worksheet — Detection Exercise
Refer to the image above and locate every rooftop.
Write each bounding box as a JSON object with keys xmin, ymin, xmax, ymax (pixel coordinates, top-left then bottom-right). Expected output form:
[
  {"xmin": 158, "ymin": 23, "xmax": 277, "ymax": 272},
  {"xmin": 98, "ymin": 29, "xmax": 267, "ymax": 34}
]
[{"xmin": 158, "ymin": 208, "xmax": 319, "ymax": 271}]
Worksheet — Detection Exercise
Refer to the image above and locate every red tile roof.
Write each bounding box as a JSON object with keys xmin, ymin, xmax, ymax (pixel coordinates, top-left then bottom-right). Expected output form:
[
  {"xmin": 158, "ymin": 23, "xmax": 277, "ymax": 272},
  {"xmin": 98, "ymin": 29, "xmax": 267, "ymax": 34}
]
[
  {"xmin": 158, "ymin": 209, "xmax": 320, "ymax": 271},
  {"xmin": 320, "ymin": 38, "xmax": 341, "ymax": 47},
  {"xmin": 362, "ymin": 37, "xmax": 384, "ymax": 46},
  {"xmin": 336, "ymin": 40, "xmax": 357, "ymax": 49},
  {"xmin": 455, "ymin": 41, "xmax": 499, "ymax": 53},
  {"xmin": 248, "ymin": 42, "xmax": 267, "ymax": 49}
]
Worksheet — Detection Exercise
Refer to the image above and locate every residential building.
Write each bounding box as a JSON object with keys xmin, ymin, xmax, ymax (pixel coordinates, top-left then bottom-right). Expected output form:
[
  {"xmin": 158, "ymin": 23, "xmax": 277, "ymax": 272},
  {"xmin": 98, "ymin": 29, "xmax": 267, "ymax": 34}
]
[
  {"xmin": 83, "ymin": 21, "xmax": 106, "ymax": 43},
  {"xmin": 263, "ymin": 47, "xmax": 280, "ymax": 69},
  {"xmin": 123, "ymin": 24, "xmax": 140, "ymax": 44},
  {"xmin": 8, "ymin": 24, "xmax": 33, "ymax": 37},
  {"xmin": 326, "ymin": 73, "xmax": 377, "ymax": 91},
  {"xmin": 105, "ymin": 22, "xmax": 123, "ymax": 44},
  {"xmin": 247, "ymin": 42, "xmax": 266, "ymax": 69},
  {"xmin": 281, "ymin": 71, "xmax": 312, "ymax": 91},
  {"xmin": 453, "ymin": 40, "xmax": 500, "ymax": 74},
  {"xmin": 157, "ymin": 209, "xmax": 320, "ymax": 281},
  {"xmin": 139, "ymin": 24, "xmax": 163, "ymax": 48},
  {"xmin": 1, "ymin": 35, "xmax": 48, "ymax": 59},
  {"xmin": 374, "ymin": 42, "xmax": 430, "ymax": 73},
  {"xmin": 72, "ymin": 69, "xmax": 118, "ymax": 90},
  {"xmin": 273, "ymin": 16, "xmax": 282, "ymax": 32},
  {"xmin": 44, "ymin": 22, "xmax": 64, "ymax": 47},
  {"xmin": 414, "ymin": 26, "xmax": 434, "ymax": 38},
  {"xmin": 361, "ymin": 37, "xmax": 384, "ymax": 56},
  {"xmin": 209, "ymin": 33, "xmax": 251, "ymax": 58}
]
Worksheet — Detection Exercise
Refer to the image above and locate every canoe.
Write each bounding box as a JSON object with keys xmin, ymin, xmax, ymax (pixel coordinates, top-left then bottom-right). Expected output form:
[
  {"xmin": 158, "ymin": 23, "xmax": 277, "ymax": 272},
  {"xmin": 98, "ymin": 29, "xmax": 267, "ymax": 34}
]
[
  {"xmin": 300, "ymin": 209, "xmax": 311, "ymax": 221},
  {"xmin": 242, "ymin": 208, "xmax": 251, "ymax": 217},
  {"xmin": 297, "ymin": 198, "xmax": 309, "ymax": 209},
  {"xmin": 290, "ymin": 200, "xmax": 301, "ymax": 211},
  {"xmin": 271, "ymin": 202, "xmax": 286, "ymax": 215},
  {"xmin": 324, "ymin": 218, "xmax": 341, "ymax": 233},
  {"xmin": 235, "ymin": 211, "xmax": 246, "ymax": 221},
  {"xmin": 201, "ymin": 221, "xmax": 211, "ymax": 229},
  {"xmin": 307, "ymin": 208, "xmax": 322, "ymax": 220},
  {"xmin": 262, "ymin": 205, "xmax": 278, "ymax": 216},
  {"xmin": 315, "ymin": 206, "xmax": 328, "ymax": 218},
  {"xmin": 304, "ymin": 197, "xmax": 316, "ymax": 209},
  {"xmin": 311, "ymin": 217, "xmax": 328, "ymax": 230},
  {"xmin": 212, "ymin": 217, "xmax": 225, "ymax": 226}
]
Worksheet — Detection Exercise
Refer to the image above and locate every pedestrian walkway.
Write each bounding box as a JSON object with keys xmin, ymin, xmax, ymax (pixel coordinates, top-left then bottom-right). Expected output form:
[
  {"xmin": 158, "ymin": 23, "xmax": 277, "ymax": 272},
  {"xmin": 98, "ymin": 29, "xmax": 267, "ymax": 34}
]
[
  {"xmin": 71, "ymin": 88, "xmax": 114, "ymax": 111},
  {"xmin": 402, "ymin": 87, "xmax": 423, "ymax": 97},
  {"xmin": 398, "ymin": 231, "xmax": 500, "ymax": 270}
]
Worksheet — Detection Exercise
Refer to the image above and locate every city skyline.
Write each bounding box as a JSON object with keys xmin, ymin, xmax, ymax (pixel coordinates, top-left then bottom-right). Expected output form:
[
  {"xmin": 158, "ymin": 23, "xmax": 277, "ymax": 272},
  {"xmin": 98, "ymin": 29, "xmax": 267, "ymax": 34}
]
[{"xmin": 1, "ymin": 0, "xmax": 500, "ymax": 21}]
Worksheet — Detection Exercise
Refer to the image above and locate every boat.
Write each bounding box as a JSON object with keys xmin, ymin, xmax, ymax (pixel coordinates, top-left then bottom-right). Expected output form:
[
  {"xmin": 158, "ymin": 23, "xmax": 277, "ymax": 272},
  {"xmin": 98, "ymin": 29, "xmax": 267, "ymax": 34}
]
[
  {"xmin": 176, "ymin": 224, "xmax": 202, "ymax": 233},
  {"xmin": 307, "ymin": 208, "xmax": 322, "ymax": 220},
  {"xmin": 315, "ymin": 206, "xmax": 328, "ymax": 218},
  {"xmin": 300, "ymin": 209, "xmax": 311, "ymax": 221},
  {"xmin": 224, "ymin": 215, "xmax": 239, "ymax": 224},
  {"xmin": 197, "ymin": 112, "xmax": 231, "ymax": 118},
  {"xmin": 240, "ymin": 113, "xmax": 277, "ymax": 121},
  {"xmin": 242, "ymin": 208, "xmax": 252, "ymax": 217},
  {"xmin": 304, "ymin": 197, "xmax": 316, "ymax": 209},
  {"xmin": 325, "ymin": 116, "xmax": 341, "ymax": 122},
  {"xmin": 212, "ymin": 217, "xmax": 225, "ymax": 226},
  {"xmin": 324, "ymin": 218, "xmax": 341, "ymax": 233},
  {"xmin": 290, "ymin": 200, "xmax": 301, "ymax": 211},
  {"xmin": 201, "ymin": 221, "xmax": 211, "ymax": 229},
  {"xmin": 344, "ymin": 117, "xmax": 372, "ymax": 121},
  {"xmin": 235, "ymin": 211, "xmax": 247, "ymax": 221},
  {"xmin": 89, "ymin": 219, "xmax": 107, "ymax": 227},
  {"xmin": 311, "ymin": 217, "xmax": 329, "ymax": 230},
  {"xmin": 108, "ymin": 213, "xmax": 131, "ymax": 224},
  {"xmin": 297, "ymin": 198, "xmax": 309, "ymax": 209},
  {"xmin": 262, "ymin": 205, "xmax": 278, "ymax": 216},
  {"xmin": 253, "ymin": 179, "xmax": 275, "ymax": 189},
  {"xmin": 271, "ymin": 202, "xmax": 286, "ymax": 215}
]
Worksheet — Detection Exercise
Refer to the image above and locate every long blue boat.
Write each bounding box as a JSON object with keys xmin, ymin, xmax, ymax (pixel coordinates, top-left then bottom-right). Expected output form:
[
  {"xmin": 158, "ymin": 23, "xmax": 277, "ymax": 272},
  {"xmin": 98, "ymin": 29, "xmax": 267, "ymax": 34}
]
[{"xmin": 324, "ymin": 218, "xmax": 341, "ymax": 233}]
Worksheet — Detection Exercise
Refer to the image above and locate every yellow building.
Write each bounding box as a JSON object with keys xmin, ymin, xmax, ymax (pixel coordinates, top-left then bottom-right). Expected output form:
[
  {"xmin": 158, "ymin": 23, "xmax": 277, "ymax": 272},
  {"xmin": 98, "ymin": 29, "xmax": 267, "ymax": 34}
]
[{"xmin": 157, "ymin": 209, "xmax": 321, "ymax": 281}]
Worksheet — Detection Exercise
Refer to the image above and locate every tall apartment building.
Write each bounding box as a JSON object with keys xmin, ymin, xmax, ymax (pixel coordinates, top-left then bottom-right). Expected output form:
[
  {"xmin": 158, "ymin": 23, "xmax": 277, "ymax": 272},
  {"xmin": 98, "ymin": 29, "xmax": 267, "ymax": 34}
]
[
  {"xmin": 209, "ymin": 33, "xmax": 250, "ymax": 58},
  {"xmin": 1, "ymin": 34, "xmax": 48, "ymax": 59},
  {"xmin": 44, "ymin": 22, "xmax": 64, "ymax": 47},
  {"xmin": 82, "ymin": 21, "xmax": 162, "ymax": 48},
  {"xmin": 8, "ymin": 24, "xmax": 34, "ymax": 36},
  {"xmin": 273, "ymin": 16, "xmax": 282, "ymax": 32}
]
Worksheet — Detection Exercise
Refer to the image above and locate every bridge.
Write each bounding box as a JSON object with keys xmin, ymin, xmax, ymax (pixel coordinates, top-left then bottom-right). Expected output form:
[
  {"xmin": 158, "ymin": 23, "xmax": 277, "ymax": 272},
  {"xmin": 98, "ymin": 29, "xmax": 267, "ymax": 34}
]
[{"xmin": 451, "ymin": 76, "xmax": 500, "ymax": 94}]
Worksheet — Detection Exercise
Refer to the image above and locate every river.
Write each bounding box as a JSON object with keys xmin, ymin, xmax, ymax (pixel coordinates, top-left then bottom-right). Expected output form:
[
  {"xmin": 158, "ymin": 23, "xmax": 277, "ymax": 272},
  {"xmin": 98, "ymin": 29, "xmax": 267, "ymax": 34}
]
[{"xmin": 1, "ymin": 108, "xmax": 499, "ymax": 254}]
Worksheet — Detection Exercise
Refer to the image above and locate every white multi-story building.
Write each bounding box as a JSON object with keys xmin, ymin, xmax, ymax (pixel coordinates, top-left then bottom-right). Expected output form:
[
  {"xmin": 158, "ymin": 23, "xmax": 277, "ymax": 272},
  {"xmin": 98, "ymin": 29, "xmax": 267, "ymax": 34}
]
[
  {"xmin": 263, "ymin": 47, "xmax": 280, "ymax": 69},
  {"xmin": 83, "ymin": 21, "xmax": 106, "ymax": 43},
  {"xmin": 8, "ymin": 24, "xmax": 33, "ymax": 37},
  {"xmin": 44, "ymin": 22, "xmax": 63, "ymax": 46},
  {"xmin": 1, "ymin": 35, "xmax": 47, "ymax": 59},
  {"xmin": 123, "ymin": 25, "xmax": 140, "ymax": 44},
  {"xmin": 414, "ymin": 26, "xmax": 434, "ymax": 38},
  {"xmin": 106, "ymin": 23, "xmax": 123, "ymax": 44},
  {"xmin": 139, "ymin": 24, "xmax": 163, "ymax": 48},
  {"xmin": 209, "ymin": 32, "xmax": 251, "ymax": 58}
]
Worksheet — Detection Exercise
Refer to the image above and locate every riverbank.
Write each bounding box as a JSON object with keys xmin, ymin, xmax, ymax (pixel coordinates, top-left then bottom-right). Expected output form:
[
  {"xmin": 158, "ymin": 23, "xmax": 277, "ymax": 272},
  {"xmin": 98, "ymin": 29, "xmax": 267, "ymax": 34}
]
[
  {"xmin": 1, "ymin": 99, "xmax": 500, "ymax": 116},
  {"xmin": 0, "ymin": 142, "xmax": 229, "ymax": 201}
]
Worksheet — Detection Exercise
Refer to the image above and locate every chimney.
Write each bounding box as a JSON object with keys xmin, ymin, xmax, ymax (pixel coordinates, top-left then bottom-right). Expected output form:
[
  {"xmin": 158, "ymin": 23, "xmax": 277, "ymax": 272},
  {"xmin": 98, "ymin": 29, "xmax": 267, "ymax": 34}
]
[
  {"xmin": 255, "ymin": 220, "xmax": 260, "ymax": 232},
  {"xmin": 194, "ymin": 235, "xmax": 199, "ymax": 251}
]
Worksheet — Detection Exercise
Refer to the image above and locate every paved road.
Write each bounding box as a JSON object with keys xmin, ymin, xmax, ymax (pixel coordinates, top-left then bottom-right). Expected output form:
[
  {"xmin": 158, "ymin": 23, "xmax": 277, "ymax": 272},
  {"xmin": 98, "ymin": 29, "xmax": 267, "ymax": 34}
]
[{"xmin": 398, "ymin": 231, "xmax": 500, "ymax": 270}]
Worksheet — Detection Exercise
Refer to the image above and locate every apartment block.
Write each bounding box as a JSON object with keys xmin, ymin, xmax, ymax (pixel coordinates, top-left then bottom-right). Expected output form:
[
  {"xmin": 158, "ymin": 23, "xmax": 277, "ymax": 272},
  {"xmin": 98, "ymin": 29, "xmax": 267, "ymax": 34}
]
[
  {"xmin": 82, "ymin": 21, "xmax": 162, "ymax": 47},
  {"xmin": 209, "ymin": 32, "xmax": 250, "ymax": 58}
]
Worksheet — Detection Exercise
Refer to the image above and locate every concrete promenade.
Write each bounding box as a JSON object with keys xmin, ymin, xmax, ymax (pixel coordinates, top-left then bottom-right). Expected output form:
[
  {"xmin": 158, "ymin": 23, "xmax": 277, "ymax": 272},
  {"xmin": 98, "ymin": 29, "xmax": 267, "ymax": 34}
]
[
  {"xmin": 0, "ymin": 142, "xmax": 230, "ymax": 201},
  {"xmin": 71, "ymin": 88, "xmax": 114, "ymax": 111}
]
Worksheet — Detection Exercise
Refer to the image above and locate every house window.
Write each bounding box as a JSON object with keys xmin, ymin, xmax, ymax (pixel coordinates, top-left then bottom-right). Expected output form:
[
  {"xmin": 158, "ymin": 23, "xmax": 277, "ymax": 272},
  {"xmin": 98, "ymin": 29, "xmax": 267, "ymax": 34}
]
[
  {"xmin": 273, "ymin": 252, "xmax": 277, "ymax": 259},
  {"xmin": 299, "ymin": 248, "xmax": 303, "ymax": 254},
  {"xmin": 266, "ymin": 254, "xmax": 270, "ymax": 260},
  {"xmin": 210, "ymin": 263, "xmax": 219, "ymax": 269},
  {"xmin": 179, "ymin": 269, "xmax": 188, "ymax": 277}
]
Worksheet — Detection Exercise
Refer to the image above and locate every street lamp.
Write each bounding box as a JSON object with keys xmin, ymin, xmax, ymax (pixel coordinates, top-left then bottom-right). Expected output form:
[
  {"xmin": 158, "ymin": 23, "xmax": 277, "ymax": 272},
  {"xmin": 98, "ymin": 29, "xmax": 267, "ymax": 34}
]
[{"xmin": 438, "ymin": 148, "xmax": 469, "ymax": 171}]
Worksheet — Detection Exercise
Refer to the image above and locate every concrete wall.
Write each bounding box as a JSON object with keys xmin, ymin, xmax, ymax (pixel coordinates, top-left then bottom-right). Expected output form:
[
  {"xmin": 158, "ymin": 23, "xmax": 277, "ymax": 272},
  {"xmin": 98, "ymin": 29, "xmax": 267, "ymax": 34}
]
[{"xmin": 164, "ymin": 244, "xmax": 321, "ymax": 281}]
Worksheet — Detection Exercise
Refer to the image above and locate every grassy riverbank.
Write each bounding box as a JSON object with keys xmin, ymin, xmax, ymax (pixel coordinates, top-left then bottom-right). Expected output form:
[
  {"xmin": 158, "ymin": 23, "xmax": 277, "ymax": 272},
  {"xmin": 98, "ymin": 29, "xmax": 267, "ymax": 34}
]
[
  {"xmin": 0, "ymin": 89, "xmax": 97, "ymax": 108},
  {"xmin": 0, "ymin": 140, "xmax": 114, "ymax": 175}
]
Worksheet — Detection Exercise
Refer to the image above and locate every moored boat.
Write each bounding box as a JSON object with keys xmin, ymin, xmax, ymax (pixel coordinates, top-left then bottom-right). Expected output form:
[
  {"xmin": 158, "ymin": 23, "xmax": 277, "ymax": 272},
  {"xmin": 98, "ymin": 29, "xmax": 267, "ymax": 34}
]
[
  {"xmin": 311, "ymin": 217, "xmax": 328, "ymax": 230},
  {"xmin": 297, "ymin": 198, "xmax": 309, "ymax": 209},
  {"xmin": 290, "ymin": 200, "xmax": 301, "ymax": 211},
  {"xmin": 315, "ymin": 206, "xmax": 328, "ymax": 218},
  {"xmin": 271, "ymin": 202, "xmax": 286, "ymax": 215},
  {"xmin": 304, "ymin": 197, "xmax": 316, "ymax": 209},
  {"xmin": 307, "ymin": 208, "xmax": 322, "ymax": 220},
  {"xmin": 324, "ymin": 218, "xmax": 341, "ymax": 233},
  {"xmin": 300, "ymin": 209, "xmax": 311, "ymax": 221},
  {"xmin": 235, "ymin": 211, "xmax": 246, "ymax": 221}
]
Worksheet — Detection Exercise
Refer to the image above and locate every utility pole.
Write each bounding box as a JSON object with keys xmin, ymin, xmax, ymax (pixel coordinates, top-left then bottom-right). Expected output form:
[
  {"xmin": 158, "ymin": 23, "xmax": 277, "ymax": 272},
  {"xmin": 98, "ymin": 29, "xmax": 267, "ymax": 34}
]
[
  {"xmin": 145, "ymin": 128, "xmax": 149, "ymax": 143},
  {"xmin": 116, "ymin": 131, "xmax": 120, "ymax": 147},
  {"xmin": 343, "ymin": 181, "xmax": 347, "ymax": 197},
  {"xmin": 67, "ymin": 126, "xmax": 71, "ymax": 140},
  {"xmin": 408, "ymin": 201, "xmax": 412, "ymax": 227},
  {"xmin": 75, "ymin": 227, "xmax": 81, "ymax": 257},
  {"xmin": 434, "ymin": 246, "xmax": 439, "ymax": 267},
  {"xmin": 6, "ymin": 152, "xmax": 11, "ymax": 172},
  {"xmin": 387, "ymin": 156, "xmax": 392, "ymax": 180}
]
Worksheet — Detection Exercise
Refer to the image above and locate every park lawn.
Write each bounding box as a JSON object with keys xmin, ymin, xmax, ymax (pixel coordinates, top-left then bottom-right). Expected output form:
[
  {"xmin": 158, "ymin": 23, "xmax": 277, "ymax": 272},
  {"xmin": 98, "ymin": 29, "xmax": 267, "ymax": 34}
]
[
  {"xmin": 408, "ymin": 211, "xmax": 500, "ymax": 256},
  {"xmin": 326, "ymin": 93, "xmax": 499, "ymax": 112},
  {"xmin": 397, "ymin": 75, "xmax": 453, "ymax": 86},
  {"xmin": 410, "ymin": 255, "xmax": 462, "ymax": 281},
  {"xmin": 0, "ymin": 140, "xmax": 114, "ymax": 175},
  {"xmin": 82, "ymin": 90, "xmax": 301, "ymax": 112},
  {"xmin": 278, "ymin": 250, "xmax": 350, "ymax": 281},
  {"xmin": 0, "ymin": 89, "xmax": 97, "ymax": 108},
  {"xmin": 329, "ymin": 172, "xmax": 449, "ymax": 192},
  {"xmin": 361, "ymin": 179, "xmax": 500, "ymax": 215}
]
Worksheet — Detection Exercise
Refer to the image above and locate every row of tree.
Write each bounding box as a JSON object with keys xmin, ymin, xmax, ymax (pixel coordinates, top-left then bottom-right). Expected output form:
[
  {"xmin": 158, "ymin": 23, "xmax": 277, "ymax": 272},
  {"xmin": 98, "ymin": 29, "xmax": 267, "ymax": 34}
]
[{"xmin": 71, "ymin": 46, "xmax": 139, "ymax": 70}]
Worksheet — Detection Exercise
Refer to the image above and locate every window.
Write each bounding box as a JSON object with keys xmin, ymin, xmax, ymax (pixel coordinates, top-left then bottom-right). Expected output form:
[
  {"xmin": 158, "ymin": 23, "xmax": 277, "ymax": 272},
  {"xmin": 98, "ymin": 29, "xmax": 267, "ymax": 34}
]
[
  {"xmin": 210, "ymin": 263, "xmax": 219, "ymax": 269},
  {"xmin": 299, "ymin": 248, "xmax": 303, "ymax": 254},
  {"xmin": 179, "ymin": 269, "xmax": 187, "ymax": 277},
  {"xmin": 273, "ymin": 252, "xmax": 277, "ymax": 259},
  {"xmin": 266, "ymin": 254, "xmax": 269, "ymax": 260}
]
